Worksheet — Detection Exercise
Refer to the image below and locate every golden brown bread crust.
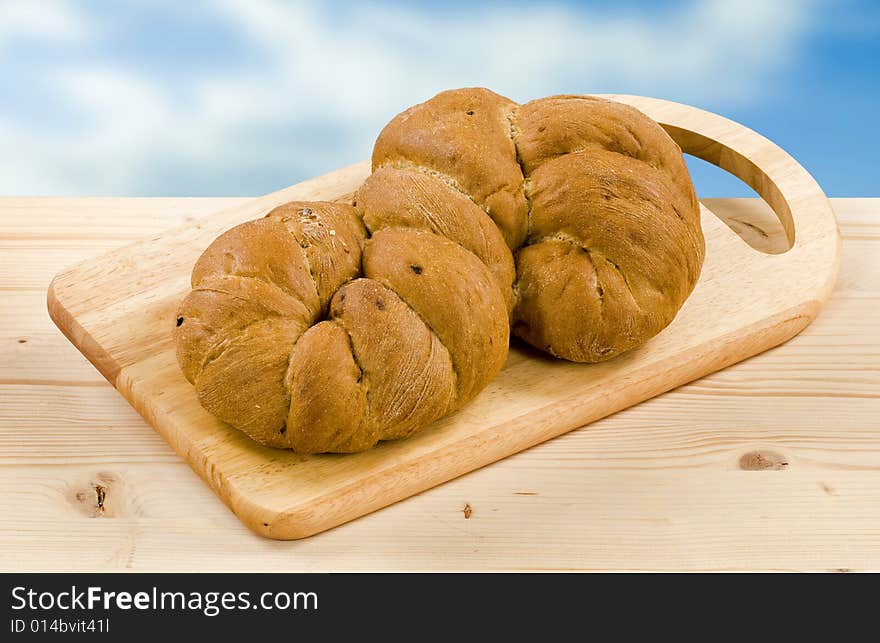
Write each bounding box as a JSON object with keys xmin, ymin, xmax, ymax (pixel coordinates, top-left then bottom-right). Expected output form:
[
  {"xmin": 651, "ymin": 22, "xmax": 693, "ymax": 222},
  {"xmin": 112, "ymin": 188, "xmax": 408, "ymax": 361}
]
[
  {"xmin": 514, "ymin": 147, "xmax": 703, "ymax": 360},
  {"xmin": 372, "ymin": 88, "xmax": 528, "ymax": 249},
  {"xmin": 174, "ymin": 88, "xmax": 704, "ymax": 453},
  {"xmin": 357, "ymin": 166, "xmax": 516, "ymax": 313},
  {"xmin": 175, "ymin": 200, "xmax": 508, "ymax": 453},
  {"xmin": 373, "ymin": 90, "xmax": 704, "ymax": 361}
]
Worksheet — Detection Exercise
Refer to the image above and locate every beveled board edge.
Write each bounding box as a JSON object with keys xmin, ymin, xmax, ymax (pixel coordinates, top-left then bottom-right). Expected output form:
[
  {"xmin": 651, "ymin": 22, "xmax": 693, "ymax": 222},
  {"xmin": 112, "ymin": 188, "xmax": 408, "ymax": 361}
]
[{"xmin": 240, "ymin": 305, "xmax": 823, "ymax": 539}]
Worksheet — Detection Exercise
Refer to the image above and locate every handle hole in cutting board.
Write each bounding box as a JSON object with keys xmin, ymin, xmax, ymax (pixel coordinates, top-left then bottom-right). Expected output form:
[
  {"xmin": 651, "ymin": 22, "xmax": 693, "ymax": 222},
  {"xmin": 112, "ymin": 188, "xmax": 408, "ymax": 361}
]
[
  {"xmin": 662, "ymin": 123, "xmax": 798, "ymax": 255},
  {"xmin": 686, "ymin": 155, "xmax": 791, "ymax": 255}
]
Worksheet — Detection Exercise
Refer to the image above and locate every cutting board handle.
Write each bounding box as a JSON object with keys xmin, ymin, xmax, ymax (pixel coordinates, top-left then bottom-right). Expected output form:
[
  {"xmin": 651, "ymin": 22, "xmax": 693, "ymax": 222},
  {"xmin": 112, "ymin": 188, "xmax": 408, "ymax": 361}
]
[{"xmin": 597, "ymin": 95, "xmax": 839, "ymax": 253}]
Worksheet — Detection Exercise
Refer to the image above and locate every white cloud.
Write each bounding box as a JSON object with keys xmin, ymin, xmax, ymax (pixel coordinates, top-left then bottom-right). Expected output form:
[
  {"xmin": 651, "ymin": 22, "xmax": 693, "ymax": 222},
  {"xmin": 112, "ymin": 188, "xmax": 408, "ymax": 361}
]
[
  {"xmin": 0, "ymin": 0, "xmax": 92, "ymax": 49},
  {"xmin": 206, "ymin": 0, "xmax": 816, "ymax": 114},
  {"xmin": 0, "ymin": 0, "xmax": 818, "ymax": 195}
]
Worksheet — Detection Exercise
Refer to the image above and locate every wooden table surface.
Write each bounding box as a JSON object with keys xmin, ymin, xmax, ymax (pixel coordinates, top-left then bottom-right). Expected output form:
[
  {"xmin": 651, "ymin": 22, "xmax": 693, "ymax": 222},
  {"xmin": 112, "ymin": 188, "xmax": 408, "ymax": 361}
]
[{"xmin": 1, "ymin": 196, "xmax": 877, "ymax": 572}]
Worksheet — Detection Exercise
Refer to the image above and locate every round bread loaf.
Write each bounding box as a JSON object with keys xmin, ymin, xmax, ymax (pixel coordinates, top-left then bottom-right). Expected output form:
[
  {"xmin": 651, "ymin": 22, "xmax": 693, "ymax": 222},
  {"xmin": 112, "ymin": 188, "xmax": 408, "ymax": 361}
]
[{"xmin": 174, "ymin": 88, "xmax": 704, "ymax": 453}]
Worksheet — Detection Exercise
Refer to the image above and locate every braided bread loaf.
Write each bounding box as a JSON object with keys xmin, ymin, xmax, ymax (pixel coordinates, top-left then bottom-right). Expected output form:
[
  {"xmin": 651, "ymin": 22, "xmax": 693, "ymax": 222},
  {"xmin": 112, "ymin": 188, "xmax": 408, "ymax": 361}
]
[{"xmin": 174, "ymin": 88, "xmax": 704, "ymax": 453}]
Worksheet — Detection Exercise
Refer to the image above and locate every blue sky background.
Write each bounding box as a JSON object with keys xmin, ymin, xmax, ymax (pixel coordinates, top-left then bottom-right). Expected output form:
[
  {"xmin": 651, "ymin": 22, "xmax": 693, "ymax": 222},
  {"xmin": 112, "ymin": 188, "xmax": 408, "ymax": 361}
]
[{"xmin": 0, "ymin": 0, "xmax": 877, "ymax": 197}]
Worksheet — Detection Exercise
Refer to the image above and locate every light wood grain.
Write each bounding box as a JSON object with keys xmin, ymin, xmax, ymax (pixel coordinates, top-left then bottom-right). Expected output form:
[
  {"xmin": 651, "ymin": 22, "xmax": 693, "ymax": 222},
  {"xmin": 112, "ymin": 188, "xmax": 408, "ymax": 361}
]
[
  {"xmin": 0, "ymin": 197, "xmax": 251, "ymax": 241},
  {"xmin": 44, "ymin": 97, "xmax": 842, "ymax": 539},
  {"xmin": 0, "ymin": 196, "xmax": 876, "ymax": 570}
]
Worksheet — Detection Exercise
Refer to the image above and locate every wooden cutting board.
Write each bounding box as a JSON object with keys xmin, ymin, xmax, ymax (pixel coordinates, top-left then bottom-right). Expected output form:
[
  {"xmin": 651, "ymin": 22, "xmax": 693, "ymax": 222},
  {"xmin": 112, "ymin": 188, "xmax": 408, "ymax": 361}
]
[{"xmin": 48, "ymin": 96, "xmax": 840, "ymax": 539}]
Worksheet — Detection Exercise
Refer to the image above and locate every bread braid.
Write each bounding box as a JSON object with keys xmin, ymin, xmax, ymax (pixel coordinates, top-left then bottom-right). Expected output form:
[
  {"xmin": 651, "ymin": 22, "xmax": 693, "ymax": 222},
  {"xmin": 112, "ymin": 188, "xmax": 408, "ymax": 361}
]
[{"xmin": 174, "ymin": 88, "xmax": 703, "ymax": 453}]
